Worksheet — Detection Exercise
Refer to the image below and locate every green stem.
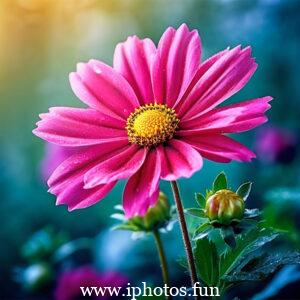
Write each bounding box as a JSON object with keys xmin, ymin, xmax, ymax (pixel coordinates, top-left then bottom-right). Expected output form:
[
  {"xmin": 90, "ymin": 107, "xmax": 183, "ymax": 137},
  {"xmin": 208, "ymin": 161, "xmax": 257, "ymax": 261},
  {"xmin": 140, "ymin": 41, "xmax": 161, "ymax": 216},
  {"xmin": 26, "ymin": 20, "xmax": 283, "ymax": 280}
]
[
  {"xmin": 153, "ymin": 229, "xmax": 170, "ymax": 292},
  {"xmin": 170, "ymin": 181, "xmax": 199, "ymax": 290}
]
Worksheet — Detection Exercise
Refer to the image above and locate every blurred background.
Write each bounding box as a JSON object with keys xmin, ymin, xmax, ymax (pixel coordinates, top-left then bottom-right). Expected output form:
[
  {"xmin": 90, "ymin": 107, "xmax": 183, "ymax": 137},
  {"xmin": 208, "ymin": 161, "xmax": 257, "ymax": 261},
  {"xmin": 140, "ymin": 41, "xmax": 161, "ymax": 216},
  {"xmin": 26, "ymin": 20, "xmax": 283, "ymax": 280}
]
[{"xmin": 1, "ymin": 0, "xmax": 300, "ymax": 299}]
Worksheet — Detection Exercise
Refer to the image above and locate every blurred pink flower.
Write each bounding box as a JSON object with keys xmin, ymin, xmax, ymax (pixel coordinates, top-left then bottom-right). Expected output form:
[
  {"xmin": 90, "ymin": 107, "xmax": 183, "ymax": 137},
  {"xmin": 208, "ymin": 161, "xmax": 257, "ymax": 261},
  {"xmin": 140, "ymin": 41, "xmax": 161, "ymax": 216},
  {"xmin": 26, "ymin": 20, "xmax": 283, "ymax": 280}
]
[
  {"xmin": 255, "ymin": 126, "xmax": 297, "ymax": 164},
  {"xmin": 55, "ymin": 266, "xmax": 127, "ymax": 300},
  {"xmin": 40, "ymin": 143, "xmax": 77, "ymax": 181},
  {"xmin": 33, "ymin": 24, "xmax": 272, "ymax": 217}
]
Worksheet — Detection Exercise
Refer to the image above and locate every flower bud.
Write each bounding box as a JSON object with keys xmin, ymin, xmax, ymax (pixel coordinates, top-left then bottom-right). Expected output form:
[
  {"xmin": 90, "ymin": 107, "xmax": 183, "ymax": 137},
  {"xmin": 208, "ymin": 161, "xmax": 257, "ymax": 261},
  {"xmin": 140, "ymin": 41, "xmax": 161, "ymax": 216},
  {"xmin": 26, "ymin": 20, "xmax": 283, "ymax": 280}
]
[
  {"xmin": 130, "ymin": 192, "xmax": 171, "ymax": 231},
  {"xmin": 205, "ymin": 189, "xmax": 245, "ymax": 225}
]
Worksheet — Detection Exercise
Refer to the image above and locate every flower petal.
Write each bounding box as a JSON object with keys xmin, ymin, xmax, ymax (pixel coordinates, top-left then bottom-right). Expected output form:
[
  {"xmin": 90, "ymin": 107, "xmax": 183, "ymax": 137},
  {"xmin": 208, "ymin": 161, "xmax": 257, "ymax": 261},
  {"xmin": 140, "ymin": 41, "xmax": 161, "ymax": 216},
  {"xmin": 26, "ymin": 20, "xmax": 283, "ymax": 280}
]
[
  {"xmin": 174, "ymin": 48, "xmax": 229, "ymax": 112},
  {"xmin": 33, "ymin": 107, "xmax": 127, "ymax": 146},
  {"xmin": 178, "ymin": 46, "xmax": 257, "ymax": 120},
  {"xmin": 84, "ymin": 145, "xmax": 148, "ymax": 188},
  {"xmin": 179, "ymin": 96, "xmax": 272, "ymax": 134},
  {"xmin": 48, "ymin": 140, "xmax": 129, "ymax": 210},
  {"xmin": 123, "ymin": 149, "xmax": 161, "ymax": 217},
  {"xmin": 158, "ymin": 139, "xmax": 203, "ymax": 181},
  {"xmin": 41, "ymin": 144, "xmax": 78, "ymax": 181},
  {"xmin": 184, "ymin": 134, "xmax": 256, "ymax": 163},
  {"xmin": 69, "ymin": 60, "xmax": 139, "ymax": 120},
  {"xmin": 57, "ymin": 178, "xmax": 116, "ymax": 211},
  {"xmin": 152, "ymin": 24, "xmax": 201, "ymax": 107},
  {"xmin": 113, "ymin": 36, "xmax": 156, "ymax": 105},
  {"xmin": 48, "ymin": 140, "xmax": 128, "ymax": 193}
]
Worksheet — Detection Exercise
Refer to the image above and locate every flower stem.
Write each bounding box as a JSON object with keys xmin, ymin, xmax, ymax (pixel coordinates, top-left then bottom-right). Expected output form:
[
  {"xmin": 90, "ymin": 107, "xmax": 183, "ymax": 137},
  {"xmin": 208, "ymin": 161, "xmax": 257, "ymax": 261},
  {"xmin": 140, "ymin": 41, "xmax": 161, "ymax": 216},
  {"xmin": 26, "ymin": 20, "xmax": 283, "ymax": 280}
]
[
  {"xmin": 153, "ymin": 229, "xmax": 170, "ymax": 292},
  {"xmin": 170, "ymin": 181, "xmax": 199, "ymax": 287}
]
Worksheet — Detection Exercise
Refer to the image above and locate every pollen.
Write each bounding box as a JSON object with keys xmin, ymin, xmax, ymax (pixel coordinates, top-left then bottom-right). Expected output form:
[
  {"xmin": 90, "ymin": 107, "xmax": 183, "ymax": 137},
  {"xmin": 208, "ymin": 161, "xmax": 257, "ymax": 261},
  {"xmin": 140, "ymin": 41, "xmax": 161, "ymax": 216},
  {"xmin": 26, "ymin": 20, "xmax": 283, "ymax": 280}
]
[{"xmin": 126, "ymin": 104, "xmax": 180, "ymax": 147}]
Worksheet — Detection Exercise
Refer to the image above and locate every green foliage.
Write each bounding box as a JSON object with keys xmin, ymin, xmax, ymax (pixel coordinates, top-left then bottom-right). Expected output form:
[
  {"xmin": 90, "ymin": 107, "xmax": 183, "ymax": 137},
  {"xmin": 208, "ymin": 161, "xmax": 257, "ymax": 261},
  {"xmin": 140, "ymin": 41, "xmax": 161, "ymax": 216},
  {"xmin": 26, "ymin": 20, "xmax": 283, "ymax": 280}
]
[
  {"xmin": 224, "ymin": 251, "xmax": 300, "ymax": 282},
  {"xmin": 195, "ymin": 193, "xmax": 206, "ymax": 209},
  {"xmin": 185, "ymin": 208, "xmax": 206, "ymax": 218},
  {"xmin": 194, "ymin": 237, "xmax": 220, "ymax": 286},
  {"xmin": 193, "ymin": 222, "xmax": 213, "ymax": 240},
  {"xmin": 112, "ymin": 222, "xmax": 145, "ymax": 233},
  {"xmin": 219, "ymin": 228, "xmax": 279, "ymax": 277},
  {"xmin": 189, "ymin": 173, "xmax": 259, "ymax": 248},
  {"xmin": 213, "ymin": 172, "xmax": 228, "ymax": 192},
  {"xmin": 191, "ymin": 227, "xmax": 300, "ymax": 297},
  {"xmin": 236, "ymin": 182, "xmax": 252, "ymax": 200},
  {"xmin": 186, "ymin": 173, "xmax": 300, "ymax": 298}
]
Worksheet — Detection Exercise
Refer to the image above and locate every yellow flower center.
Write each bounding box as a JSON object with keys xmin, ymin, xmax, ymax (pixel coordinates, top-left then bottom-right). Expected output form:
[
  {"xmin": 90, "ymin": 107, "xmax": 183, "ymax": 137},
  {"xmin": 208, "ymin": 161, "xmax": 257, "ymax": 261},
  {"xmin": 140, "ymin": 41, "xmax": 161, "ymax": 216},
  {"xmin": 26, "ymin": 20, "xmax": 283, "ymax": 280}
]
[{"xmin": 126, "ymin": 104, "xmax": 179, "ymax": 147}]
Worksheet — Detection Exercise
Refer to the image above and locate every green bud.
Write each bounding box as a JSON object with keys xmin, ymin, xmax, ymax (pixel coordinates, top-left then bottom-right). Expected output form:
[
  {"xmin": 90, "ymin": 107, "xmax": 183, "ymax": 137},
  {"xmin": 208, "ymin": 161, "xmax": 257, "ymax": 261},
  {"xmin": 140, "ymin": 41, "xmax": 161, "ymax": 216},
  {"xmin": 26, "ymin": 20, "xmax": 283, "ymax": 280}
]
[
  {"xmin": 205, "ymin": 189, "xmax": 245, "ymax": 225},
  {"xmin": 130, "ymin": 192, "xmax": 171, "ymax": 231}
]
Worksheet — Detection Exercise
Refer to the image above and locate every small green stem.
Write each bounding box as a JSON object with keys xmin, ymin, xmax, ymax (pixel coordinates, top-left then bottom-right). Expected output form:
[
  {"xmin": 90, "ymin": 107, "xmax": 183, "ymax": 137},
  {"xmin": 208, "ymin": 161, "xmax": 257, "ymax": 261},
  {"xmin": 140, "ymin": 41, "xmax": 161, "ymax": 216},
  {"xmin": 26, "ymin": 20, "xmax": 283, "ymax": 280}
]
[
  {"xmin": 153, "ymin": 230, "xmax": 170, "ymax": 294},
  {"xmin": 170, "ymin": 181, "xmax": 200, "ymax": 296}
]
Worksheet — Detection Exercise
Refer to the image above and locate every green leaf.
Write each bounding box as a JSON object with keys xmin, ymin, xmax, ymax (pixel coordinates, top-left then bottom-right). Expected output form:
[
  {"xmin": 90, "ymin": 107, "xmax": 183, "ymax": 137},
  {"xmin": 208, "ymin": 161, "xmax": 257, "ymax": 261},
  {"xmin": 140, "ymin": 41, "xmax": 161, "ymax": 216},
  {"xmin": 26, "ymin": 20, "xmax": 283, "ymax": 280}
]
[
  {"xmin": 236, "ymin": 182, "xmax": 252, "ymax": 200},
  {"xmin": 244, "ymin": 208, "xmax": 261, "ymax": 219},
  {"xmin": 185, "ymin": 208, "xmax": 206, "ymax": 218},
  {"xmin": 224, "ymin": 251, "xmax": 300, "ymax": 282},
  {"xmin": 194, "ymin": 228, "xmax": 212, "ymax": 240},
  {"xmin": 221, "ymin": 227, "xmax": 236, "ymax": 248},
  {"xmin": 205, "ymin": 189, "xmax": 214, "ymax": 199},
  {"xmin": 194, "ymin": 237, "xmax": 220, "ymax": 286},
  {"xmin": 195, "ymin": 193, "xmax": 206, "ymax": 208},
  {"xmin": 220, "ymin": 228, "xmax": 279, "ymax": 277},
  {"xmin": 193, "ymin": 222, "xmax": 212, "ymax": 240},
  {"xmin": 213, "ymin": 172, "xmax": 228, "ymax": 191},
  {"xmin": 111, "ymin": 224, "xmax": 140, "ymax": 232}
]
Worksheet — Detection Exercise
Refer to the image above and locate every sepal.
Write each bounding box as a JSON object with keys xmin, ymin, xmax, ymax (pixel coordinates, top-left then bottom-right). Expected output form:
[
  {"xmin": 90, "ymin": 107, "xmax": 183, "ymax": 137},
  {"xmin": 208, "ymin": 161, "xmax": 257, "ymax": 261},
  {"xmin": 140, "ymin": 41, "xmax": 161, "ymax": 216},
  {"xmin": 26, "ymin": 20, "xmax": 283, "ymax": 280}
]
[
  {"xmin": 213, "ymin": 172, "xmax": 228, "ymax": 192},
  {"xmin": 195, "ymin": 193, "xmax": 206, "ymax": 209},
  {"xmin": 236, "ymin": 182, "xmax": 252, "ymax": 200}
]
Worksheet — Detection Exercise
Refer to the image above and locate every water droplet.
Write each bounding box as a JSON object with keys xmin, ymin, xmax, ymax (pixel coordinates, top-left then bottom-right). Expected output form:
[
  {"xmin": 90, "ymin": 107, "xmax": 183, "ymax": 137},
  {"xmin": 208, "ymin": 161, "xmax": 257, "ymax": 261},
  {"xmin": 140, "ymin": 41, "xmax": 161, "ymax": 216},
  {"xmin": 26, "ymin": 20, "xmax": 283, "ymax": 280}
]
[{"xmin": 94, "ymin": 67, "xmax": 102, "ymax": 74}]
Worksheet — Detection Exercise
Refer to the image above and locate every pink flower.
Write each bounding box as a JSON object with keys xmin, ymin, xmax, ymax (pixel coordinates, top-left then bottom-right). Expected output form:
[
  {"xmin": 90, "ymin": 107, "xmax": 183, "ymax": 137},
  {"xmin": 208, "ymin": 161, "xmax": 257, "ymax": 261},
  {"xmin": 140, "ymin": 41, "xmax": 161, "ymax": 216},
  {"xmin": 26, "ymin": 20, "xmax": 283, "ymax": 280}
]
[
  {"xmin": 40, "ymin": 143, "xmax": 77, "ymax": 181},
  {"xmin": 254, "ymin": 126, "xmax": 297, "ymax": 164},
  {"xmin": 33, "ymin": 24, "xmax": 272, "ymax": 217},
  {"xmin": 55, "ymin": 266, "xmax": 127, "ymax": 300}
]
